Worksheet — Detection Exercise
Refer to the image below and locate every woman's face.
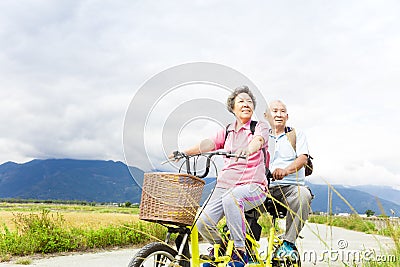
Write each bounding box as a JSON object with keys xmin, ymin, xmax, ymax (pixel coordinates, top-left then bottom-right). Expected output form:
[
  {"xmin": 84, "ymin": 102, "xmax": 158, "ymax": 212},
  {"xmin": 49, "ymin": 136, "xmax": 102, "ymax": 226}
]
[{"xmin": 232, "ymin": 92, "xmax": 254, "ymax": 122}]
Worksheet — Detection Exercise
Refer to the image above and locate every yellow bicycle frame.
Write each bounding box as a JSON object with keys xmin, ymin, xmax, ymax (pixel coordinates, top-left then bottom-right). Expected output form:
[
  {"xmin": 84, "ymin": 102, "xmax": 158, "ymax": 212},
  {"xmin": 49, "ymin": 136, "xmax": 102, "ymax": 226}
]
[{"xmin": 189, "ymin": 221, "xmax": 297, "ymax": 267}]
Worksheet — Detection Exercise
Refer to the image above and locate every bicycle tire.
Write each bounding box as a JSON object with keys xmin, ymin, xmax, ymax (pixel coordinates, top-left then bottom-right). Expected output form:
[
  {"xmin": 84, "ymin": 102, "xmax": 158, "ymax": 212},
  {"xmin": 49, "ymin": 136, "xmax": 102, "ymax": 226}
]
[{"xmin": 128, "ymin": 242, "xmax": 184, "ymax": 267}]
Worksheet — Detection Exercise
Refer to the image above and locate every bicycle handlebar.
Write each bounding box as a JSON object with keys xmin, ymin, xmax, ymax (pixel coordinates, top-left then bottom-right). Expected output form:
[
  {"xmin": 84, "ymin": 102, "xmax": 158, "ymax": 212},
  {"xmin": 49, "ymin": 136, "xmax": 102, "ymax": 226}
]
[{"xmin": 162, "ymin": 150, "xmax": 246, "ymax": 178}]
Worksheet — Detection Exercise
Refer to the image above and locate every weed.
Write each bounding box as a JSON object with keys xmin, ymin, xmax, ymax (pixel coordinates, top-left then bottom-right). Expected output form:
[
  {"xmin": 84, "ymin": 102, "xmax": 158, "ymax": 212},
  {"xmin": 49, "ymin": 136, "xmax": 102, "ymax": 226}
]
[
  {"xmin": 309, "ymin": 214, "xmax": 376, "ymax": 234},
  {"xmin": 0, "ymin": 209, "xmax": 165, "ymax": 261},
  {"xmin": 15, "ymin": 258, "xmax": 32, "ymax": 265}
]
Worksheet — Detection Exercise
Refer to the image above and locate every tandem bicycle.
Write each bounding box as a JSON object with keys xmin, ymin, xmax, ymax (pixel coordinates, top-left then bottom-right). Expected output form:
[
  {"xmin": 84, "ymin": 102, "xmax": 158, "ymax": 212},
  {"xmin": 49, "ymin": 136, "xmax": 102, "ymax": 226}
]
[{"xmin": 128, "ymin": 151, "xmax": 301, "ymax": 267}]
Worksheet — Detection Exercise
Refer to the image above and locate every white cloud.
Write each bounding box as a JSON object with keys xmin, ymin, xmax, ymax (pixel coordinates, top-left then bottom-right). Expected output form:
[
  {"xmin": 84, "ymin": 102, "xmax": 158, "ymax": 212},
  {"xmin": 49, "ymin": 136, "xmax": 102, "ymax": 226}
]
[{"xmin": 0, "ymin": 0, "xmax": 399, "ymax": 188}]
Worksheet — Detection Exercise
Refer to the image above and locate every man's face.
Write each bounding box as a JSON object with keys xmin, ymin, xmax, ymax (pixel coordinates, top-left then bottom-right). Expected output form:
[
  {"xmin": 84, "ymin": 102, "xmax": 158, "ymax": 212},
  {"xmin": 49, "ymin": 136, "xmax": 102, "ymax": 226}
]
[{"xmin": 269, "ymin": 101, "xmax": 288, "ymax": 127}]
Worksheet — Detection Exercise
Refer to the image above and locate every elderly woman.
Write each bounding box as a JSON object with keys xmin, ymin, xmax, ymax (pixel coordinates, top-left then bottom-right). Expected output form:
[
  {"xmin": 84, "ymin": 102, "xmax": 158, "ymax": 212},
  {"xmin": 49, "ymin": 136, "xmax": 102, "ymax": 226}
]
[{"xmin": 172, "ymin": 86, "xmax": 269, "ymax": 267}]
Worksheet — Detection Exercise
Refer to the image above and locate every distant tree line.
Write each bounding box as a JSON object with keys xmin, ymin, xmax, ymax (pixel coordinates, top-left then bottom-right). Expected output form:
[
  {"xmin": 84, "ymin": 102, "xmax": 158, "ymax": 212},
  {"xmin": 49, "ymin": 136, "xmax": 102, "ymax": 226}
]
[
  {"xmin": 0, "ymin": 198, "xmax": 97, "ymax": 205},
  {"xmin": 0, "ymin": 198, "xmax": 139, "ymax": 207}
]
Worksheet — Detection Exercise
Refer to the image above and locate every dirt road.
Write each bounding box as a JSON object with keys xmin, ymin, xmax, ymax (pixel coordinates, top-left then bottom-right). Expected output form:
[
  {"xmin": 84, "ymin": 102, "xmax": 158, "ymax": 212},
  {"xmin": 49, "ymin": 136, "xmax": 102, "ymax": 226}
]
[{"xmin": 0, "ymin": 223, "xmax": 396, "ymax": 267}]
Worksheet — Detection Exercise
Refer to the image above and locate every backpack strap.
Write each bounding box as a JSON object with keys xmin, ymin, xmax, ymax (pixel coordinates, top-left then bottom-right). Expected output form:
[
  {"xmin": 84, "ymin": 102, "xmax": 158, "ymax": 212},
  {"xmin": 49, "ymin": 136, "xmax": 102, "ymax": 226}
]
[
  {"xmin": 250, "ymin": 120, "xmax": 257, "ymax": 135},
  {"xmin": 224, "ymin": 124, "xmax": 231, "ymax": 145},
  {"xmin": 285, "ymin": 126, "xmax": 296, "ymax": 153},
  {"xmin": 224, "ymin": 120, "xmax": 258, "ymax": 144},
  {"xmin": 285, "ymin": 127, "xmax": 314, "ymax": 175},
  {"xmin": 250, "ymin": 121, "xmax": 270, "ymax": 184}
]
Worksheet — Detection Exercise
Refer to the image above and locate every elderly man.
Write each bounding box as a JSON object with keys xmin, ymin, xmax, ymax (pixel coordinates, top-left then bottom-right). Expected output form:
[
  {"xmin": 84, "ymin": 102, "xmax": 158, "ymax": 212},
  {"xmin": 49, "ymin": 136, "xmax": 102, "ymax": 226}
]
[{"xmin": 264, "ymin": 100, "xmax": 313, "ymax": 260}]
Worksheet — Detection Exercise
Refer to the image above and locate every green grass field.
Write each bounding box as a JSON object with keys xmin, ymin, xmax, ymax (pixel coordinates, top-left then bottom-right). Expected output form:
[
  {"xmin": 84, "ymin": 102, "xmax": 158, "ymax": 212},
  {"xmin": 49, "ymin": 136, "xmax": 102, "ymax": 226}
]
[
  {"xmin": 1, "ymin": 203, "xmax": 399, "ymax": 266},
  {"xmin": 0, "ymin": 203, "xmax": 165, "ymax": 262}
]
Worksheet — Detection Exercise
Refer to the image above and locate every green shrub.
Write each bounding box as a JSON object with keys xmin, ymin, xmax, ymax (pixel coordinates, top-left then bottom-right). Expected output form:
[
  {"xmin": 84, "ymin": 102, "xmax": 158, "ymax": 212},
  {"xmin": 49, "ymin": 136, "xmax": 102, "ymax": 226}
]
[
  {"xmin": 308, "ymin": 214, "xmax": 376, "ymax": 234},
  {"xmin": 0, "ymin": 210, "xmax": 166, "ymax": 261}
]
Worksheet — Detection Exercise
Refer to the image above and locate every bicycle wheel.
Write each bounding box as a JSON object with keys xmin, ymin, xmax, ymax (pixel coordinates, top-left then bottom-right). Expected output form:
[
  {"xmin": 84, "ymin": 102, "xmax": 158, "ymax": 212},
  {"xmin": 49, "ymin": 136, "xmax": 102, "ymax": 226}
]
[{"xmin": 128, "ymin": 242, "xmax": 180, "ymax": 267}]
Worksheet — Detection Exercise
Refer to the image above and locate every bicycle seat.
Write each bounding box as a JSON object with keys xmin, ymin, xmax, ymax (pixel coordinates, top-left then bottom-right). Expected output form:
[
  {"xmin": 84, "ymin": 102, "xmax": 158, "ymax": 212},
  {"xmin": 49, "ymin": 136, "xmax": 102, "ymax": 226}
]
[{"xmin": 263, "ymin": 198, "xmax": 287, "ymax": 218}]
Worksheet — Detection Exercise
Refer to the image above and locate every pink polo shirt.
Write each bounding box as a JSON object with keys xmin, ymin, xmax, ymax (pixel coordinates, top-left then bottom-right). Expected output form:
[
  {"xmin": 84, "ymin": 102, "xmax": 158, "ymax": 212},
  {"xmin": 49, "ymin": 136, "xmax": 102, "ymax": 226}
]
[{"xmin": 210, "ymin": 120, "xmax": 269, "ymax": 189}]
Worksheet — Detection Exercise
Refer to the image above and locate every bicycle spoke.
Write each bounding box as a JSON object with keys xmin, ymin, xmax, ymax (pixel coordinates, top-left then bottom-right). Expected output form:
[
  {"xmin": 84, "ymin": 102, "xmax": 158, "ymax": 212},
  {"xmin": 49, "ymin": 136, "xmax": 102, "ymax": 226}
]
[{"xmin": 154, "ymin": 254, "xmax": 170, "ymax": 267}]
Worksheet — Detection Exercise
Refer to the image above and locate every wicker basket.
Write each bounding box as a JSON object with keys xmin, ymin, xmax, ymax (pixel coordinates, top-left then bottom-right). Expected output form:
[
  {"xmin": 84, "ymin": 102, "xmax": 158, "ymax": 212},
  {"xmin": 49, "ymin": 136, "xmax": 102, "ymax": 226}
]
[{"xmin": 139, "ymin": 172, "xmax": 205, "ymax": 226}]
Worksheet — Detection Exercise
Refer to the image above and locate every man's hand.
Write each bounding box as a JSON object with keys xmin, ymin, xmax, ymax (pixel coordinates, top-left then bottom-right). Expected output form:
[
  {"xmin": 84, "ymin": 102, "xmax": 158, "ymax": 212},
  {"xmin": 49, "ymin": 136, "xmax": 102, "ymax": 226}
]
[{"xmin": 272, "ymin": 168, "xmax": 288, "ymax": 180}]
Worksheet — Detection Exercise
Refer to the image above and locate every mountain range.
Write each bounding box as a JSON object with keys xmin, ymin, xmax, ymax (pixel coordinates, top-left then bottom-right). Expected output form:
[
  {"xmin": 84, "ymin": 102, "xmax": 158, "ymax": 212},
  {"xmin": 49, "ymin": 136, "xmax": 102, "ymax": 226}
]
[
  {"xmin": 0, "ymin": 159, "xmax": 399, "ymax": 216},
  {"xmin": 0, "ymin": 159, "xmax": 142, "ymax": 203}
]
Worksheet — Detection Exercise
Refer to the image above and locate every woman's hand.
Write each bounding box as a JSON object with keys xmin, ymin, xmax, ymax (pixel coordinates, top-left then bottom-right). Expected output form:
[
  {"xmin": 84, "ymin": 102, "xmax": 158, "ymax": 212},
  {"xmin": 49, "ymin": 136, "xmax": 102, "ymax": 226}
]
[
  {"xmin": 168, "ymin": 151, "xmax": 191, "ymax": 162},
  {"xmin": 167, "ymin": 139, "xmax": 215, "ymax": 162},
  {"xmin": 234, "ymin": 147, "xmax": 250, "ymax": 161},
  {"xmin": 234, "ymin": 135, "xmax": 264, "ymax": 161},
  {"xmin": 168, "ymin": 151, "xmax": 183, "ymax": 162}
]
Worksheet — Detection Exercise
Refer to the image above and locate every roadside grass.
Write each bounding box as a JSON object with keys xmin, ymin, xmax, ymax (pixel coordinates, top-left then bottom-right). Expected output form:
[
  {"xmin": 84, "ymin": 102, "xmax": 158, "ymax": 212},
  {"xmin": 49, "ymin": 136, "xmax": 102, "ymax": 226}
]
[
  {"xmin": 258, "ymin": 213, "xmax": 279, "ymax": 235},
  {"xmin": 14, "ymin": 258, "xmax": 32, "ymax": 265},
  {"xmin": 371, "ymin": 219, "xmax": 400, "ymax": 267},
  {"xmin": 1, "ymin": 203, "xmax": 399, "ymax": 266},
  {"xmin": 0, "ymin": 205, "xmax": 277, "ymax": 262},
  {"xmin": 0, "ymin": 203, "xmax": 140, "ymax": 231},
  {"xmin": 0, "ymin": 211, "xmax": 139, "ymax": 232},
  {"xmin": 308, "ymin": 214, "xmax": 377, "ymax": 234},
  {"xmin": 0, "ymin": 209, "xmax": 165, "ymax": 262},
  {"xmin": 217, "ymin": 214, "xmax": 276, "ymax": 238}
]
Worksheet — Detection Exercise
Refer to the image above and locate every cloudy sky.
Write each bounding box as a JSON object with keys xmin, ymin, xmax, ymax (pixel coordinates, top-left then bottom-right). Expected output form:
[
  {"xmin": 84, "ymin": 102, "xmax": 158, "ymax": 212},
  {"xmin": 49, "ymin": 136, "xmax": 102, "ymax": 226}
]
[{"xmin": 1, "ymin": 1, "xmax": 399, "ymax": 188}]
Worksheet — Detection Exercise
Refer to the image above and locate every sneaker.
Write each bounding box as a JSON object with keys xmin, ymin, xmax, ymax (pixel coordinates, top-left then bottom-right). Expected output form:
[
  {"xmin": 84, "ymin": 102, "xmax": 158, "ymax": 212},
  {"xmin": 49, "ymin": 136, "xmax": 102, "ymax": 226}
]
[
  {"xmin": 275, "ymin": 241, "xmax": 299, "ymax": 262},
  {"xmin": 202, "ymin": 261, "xmax": 216, "ymax": 267},
  {"xmin": 228, "ymin": 249, "xmax": 248, "ymax": 267}
]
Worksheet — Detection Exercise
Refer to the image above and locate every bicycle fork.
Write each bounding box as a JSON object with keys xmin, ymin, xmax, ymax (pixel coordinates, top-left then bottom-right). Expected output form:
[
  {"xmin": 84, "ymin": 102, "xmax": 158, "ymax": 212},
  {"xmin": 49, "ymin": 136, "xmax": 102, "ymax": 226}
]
[{"xmin": 190, "ymin": 225, "xmax": 200, "ymax": 267}]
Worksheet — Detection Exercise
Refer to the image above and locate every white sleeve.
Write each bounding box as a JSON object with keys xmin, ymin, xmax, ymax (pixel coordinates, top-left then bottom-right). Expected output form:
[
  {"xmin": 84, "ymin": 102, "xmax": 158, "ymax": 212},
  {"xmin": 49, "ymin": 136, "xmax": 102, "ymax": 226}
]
[{"xmin": 295, "ymin": 130, "xmax": 309, "ymax": 156}]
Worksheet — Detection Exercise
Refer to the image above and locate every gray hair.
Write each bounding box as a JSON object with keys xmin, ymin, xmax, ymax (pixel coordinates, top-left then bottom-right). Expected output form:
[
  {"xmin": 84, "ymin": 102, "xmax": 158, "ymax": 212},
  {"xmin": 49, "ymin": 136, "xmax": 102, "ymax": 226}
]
[
  {"xmin": 226, "ymin": 85, "xmax": 256, "ymax": 114},
  {"xmin": 267, "ymin": 100, "xmax": 287, "ymax": 112}
]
